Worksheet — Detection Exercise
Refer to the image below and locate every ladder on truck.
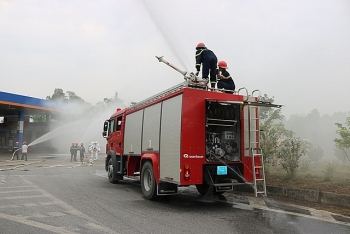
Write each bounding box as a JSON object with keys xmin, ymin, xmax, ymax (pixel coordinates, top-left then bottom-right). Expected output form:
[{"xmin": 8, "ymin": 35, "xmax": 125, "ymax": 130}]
[
  {"xmin": 128, "ymin": 80, "xmax": 206, "ymax": 110},
  {"xmin": 247, "ymin": 90, "xmax": 267, "ymax": 197},
  {"xmin": 128, "ymin": 82, "xmax": 186, "ymax": 110}
]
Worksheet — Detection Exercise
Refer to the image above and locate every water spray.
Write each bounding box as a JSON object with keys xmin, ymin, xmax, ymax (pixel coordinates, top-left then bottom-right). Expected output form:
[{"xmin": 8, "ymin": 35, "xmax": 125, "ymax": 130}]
[{"xmin": 11, "ymin": 148, "xmax": 22, "ymax": 161}]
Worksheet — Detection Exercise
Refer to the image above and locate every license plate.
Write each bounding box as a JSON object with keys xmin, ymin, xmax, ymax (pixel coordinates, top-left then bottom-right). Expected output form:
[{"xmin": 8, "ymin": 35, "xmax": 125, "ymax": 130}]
[{"xmin": 217, "ymin": 166, "xmax": 227, "ymax": 175}]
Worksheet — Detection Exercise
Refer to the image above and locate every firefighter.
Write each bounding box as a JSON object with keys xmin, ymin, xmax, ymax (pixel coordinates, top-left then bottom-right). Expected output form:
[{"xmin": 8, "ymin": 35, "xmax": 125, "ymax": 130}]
[
  {"xmin": 12, "ymin": 142, "xmax": 19, "ymax": 160},
  {"xmin": 73, "ymin": 143, "xmax": 79, "ymax": 161},
  {"xmin": 70, "ymin": 143, "xmax": 75, "ymax": 162},
  {"xmin": 79, "ymin": 143, "xmax": 85, "ymax": 163},
  {"xmin": 88, "ymin": 141, "xmax": 100, "ymax": 161},
  {"xmin": 21, "ymin": 141, "xmax": 28, "ymax": 161},
  {"xmin": 195, "ymin": 42, "xmax": 218, "ymax": 89},
  {"xmin": 217, "ymin": 60, "xmax": 235, "ymax": 92}
]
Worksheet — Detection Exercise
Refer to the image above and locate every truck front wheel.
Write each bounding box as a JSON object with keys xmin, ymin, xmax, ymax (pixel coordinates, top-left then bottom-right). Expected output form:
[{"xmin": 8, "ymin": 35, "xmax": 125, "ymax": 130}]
[
  {"xmin": 141, "ymin": 161, "xmax": 158, "ymax": 200},
  {"xmin": 108, "ymin": 158, "xmax": 119, "ymax": 184}
]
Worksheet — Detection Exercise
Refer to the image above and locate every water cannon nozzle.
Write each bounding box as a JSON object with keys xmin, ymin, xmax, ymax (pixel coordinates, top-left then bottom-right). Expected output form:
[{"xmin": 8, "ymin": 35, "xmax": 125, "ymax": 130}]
[{"xmin": 155, "ymin": 56, "xmax": 163, "ymax": 62}]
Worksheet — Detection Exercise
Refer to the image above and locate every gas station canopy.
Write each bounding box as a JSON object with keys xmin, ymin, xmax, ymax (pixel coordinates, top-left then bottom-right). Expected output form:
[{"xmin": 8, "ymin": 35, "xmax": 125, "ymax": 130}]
[{"xmin": 0, "ymin": 91, "xmax": 58, "ymax": 117}]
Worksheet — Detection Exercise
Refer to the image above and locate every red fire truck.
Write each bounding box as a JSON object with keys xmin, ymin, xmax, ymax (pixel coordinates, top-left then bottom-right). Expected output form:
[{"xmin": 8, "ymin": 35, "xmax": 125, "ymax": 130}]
[{"xmin": 102, "ymin": 56, "xmax": 281, "ymax": 199}]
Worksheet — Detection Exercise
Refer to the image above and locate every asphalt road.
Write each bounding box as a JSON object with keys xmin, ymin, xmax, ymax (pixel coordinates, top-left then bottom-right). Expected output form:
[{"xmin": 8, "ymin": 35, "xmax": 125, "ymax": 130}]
[{"xmin": 1, "ymin": 154, "xmax": 350, "ymax": 234}]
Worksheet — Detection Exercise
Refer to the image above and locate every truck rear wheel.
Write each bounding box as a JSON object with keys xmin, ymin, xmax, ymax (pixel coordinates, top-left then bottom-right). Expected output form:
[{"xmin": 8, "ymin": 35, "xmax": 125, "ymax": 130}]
[
  {"xmin": 196, "ymin": 183, "xmax": 224, "ymax": 196},
  {"xmin": 141, "ymin": 161, "xmax": 158, "ymax": 200},
  {"xmin": 196, "ymin": 183, "xmax": 209, "ymax": 196},
  {"xmin": 108, "ymin": 158, "xmax": 119, "ymax": 184}
]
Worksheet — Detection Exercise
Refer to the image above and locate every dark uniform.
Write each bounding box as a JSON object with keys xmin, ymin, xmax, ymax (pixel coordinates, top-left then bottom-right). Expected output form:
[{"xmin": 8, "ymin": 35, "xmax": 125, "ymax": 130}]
[
  {"xmin": 195, "ymin": 47, "xmax": 218, "ymax": 88},
  {"xmin": 79, "ymin": 144, "xmax": 85, "ymax": 162},
  {"xmin": 12, "ymin": 142, "xmax": 19, "ymax": 160},
  {"xmin": 73, "ymin": 143, "xmax": 79, "ymax": 161},
  {"xmin": 70, "ymin": 143, "xmax": 75, "ymax": 162},
  {"xmin": 217, "ymin": 69, "xmax": 235, "ymax": 92}
]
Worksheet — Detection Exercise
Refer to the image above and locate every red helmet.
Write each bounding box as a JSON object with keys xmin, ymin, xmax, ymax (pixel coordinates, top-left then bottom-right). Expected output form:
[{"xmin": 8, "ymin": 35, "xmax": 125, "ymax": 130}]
[
  {"xmin": 80, "ymin": 143, "xmax": 84, "ymax": 146},
  {"xmin": 196, "ymin": 42, "xmax": 206, "ymax": 50},
  {"xmin": 16, "ymin": 142, "xmax": 19, "ymax": 144},
  {"xmin": 23, "ymin": 141, "xmax": 26, "ymax": 144},
  {"xmin": 218, "ymin": 60, "xmax": 228, "ymax": 69}
]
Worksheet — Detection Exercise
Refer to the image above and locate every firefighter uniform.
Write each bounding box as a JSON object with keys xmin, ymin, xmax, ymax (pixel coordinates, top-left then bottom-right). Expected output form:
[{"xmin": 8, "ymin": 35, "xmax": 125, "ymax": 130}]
[
  {"xmin": 79, "ymin": 143, "xmax": 86, "ymax": 162},
  {"xmin": 217, "ymin": 69, "xmax": 235, "ymax": 92},
  {"xmin": 70, "ymin": 143, "xmax": 74, "ymax": 162},
  {"xmin": 12, "ymin": 142, "xmax": 19, "ymax": 160},
  {"xmin": 73, "ymin": 143, "xmax": 79, "ymax": 161},
  {"xmin": 195, "ymin": 43, "xmax": 218, "ymax": 88}
]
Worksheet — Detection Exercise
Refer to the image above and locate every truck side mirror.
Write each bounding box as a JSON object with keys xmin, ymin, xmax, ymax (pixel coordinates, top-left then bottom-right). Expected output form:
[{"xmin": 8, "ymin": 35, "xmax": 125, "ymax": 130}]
[
  {"xmin": 102, "ymin": 120, "xmax": 109, "ymax": 138},
  {"xmin": 103, "ymin": 121, "xmax": 109, "ymax": 131}
]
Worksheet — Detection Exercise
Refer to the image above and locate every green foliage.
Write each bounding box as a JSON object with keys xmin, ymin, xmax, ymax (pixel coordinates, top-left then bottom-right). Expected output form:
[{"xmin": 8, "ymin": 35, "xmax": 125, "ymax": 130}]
[
  {"xmin": 46, "ymin": 88, "xmax": 65, "ymax": 101},
  {"xmin": 259, "ymin": 94, "xmax": 291, "ymax": 164},
  {"xmin": 45, "ymin": 88, "xmax": 90, "ymax": 121},
  {"xmin": 323, "ymin": 162, "xmax": 336, "ymax": 182},
  {"xmin": 334, "ymin": 147, "xmax": 350, "ymax": 164},
  {"xmin": 334, "ymin": 117, "xmax": 350, "ymax": 163},
  {"xmin": 308, "ymin": 145, "xmax": 324, "ymax": 163},
  {"xmin": 30, "ymin": 115, "xmax": 46, "ymax": 122},
  {"xmin": 277, "ymin": 137, "xmax": 308, "ymax": 178},
  {"xmin": 46, "ymin": 88, "xmax": 85, "ymax": 103}
]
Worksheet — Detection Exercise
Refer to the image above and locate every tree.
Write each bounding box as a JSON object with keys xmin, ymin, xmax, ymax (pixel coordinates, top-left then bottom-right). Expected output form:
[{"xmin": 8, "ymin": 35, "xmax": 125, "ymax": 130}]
[
  {"xmin": 334, "ymin": 117, "xmax": 350, "ymax": 163},
  {"xmin": 307, "ymin": 145, "xmax": 324, "ymax": 163},
  {"xmin": 45, "ymin": 88, "xmax": 90, "ymax": 121},
  {"xmin": 334, "ymin": 147, "xmax": 350, "ymax": 163},
  {"xmin": 277, "ymin": 137, "xmax": 308, "ymax": 178},
  {"xmin": 66, "ymin": 91, "xmax": 85, "ymax": 103},
  {"xmin": 46, "ymin": 88, "xmax": 66, "ymax": 101},
  {"xmin": 46, "ymin": 89, "xmax": 85, "ymax": 103},
  {"xmin": 259, "ymin": 94, "xmax": 290, "ymax": 164}
]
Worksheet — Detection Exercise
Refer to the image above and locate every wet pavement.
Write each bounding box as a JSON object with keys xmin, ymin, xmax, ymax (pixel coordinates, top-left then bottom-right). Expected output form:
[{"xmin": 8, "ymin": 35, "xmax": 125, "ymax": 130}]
[{"xmin": 1, "ymin": 152, "xmax": 350, "ymax": 228}]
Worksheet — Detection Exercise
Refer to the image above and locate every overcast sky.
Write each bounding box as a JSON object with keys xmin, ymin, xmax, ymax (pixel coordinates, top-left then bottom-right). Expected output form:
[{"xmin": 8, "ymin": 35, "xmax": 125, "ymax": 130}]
[{"xmin": 1, "ymin": 0, "xmax": 350, "ymax": 118}]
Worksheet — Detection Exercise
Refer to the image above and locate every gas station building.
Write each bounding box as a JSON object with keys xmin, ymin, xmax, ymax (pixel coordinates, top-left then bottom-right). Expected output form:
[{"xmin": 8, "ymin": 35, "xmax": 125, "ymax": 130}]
[{"xmin": 0, "ymin": 91, "xmax": 58, "ymax": 153}]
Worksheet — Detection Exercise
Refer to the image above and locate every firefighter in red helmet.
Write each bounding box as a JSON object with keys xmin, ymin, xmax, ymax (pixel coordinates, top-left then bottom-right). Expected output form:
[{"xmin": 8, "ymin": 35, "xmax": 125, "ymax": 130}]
[
  {"xmin": 195, "ymin": 42, "xmax": 218, "ymax": 89},
  {"xmin": 217, "ymin": 60, "xmax": 235, "ymax": 93}
]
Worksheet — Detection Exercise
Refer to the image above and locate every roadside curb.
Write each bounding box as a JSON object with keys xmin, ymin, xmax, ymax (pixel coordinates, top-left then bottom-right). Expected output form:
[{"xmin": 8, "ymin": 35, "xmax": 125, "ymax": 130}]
[{"xmin": 233, "ymin": 184, "xmax": 350, "ymax": 209}]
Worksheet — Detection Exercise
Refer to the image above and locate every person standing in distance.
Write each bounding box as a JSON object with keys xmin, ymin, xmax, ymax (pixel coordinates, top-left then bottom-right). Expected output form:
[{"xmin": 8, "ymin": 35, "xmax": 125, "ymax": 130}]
[
  {"xmin": 195, "ymin": 42, "xmax": 218, "ymax": 89},
  {"xmin": 79, "ymin": 143, "xmax": 86, "ymax": 163},
  {"xmin": 12, "ymin": 141, "xmax": 19, "ymax": 160},
  {"xmin": 217, "ymin": 60, "xmax": 235, "ymax": 92},
  {"xmin": 70, "ymin": 143, "xmax": 75, "ymax": 162},
  {"xmin": 21, "ymin": 141, "xmax": 28, "ymax": 161},
  {"xmin": 73, "ymin": 143, "xmax": 79, "ymax": 162}
]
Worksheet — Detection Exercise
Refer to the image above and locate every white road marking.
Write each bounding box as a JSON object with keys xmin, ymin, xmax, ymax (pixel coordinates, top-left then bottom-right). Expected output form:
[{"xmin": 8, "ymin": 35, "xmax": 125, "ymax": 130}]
[
  {"xmin": 0, "ymin": 212, "xmax": 79, "ymax": 234},
  {"xmin": 0, "ymin": 189, "xmax": 37, "ymax": 194},
  {"xmin": 2, "ymin": 195, "xmax": 46, "ymax": 200},
  {"xmin": 0, "ymin": 175, "xmax": 6, "ymax": 183},
  {"xmin": 22, "ymin": 177, "xmax": 120, "ymax": 234},
  {"xmin": 0, "ymin": 176, "xmax": 122, "ymax": 234}
]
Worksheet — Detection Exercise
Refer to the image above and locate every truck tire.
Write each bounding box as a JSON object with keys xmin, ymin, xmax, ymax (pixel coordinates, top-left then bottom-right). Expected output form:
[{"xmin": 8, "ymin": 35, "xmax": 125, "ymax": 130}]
[
  {"xmin": 196, "ymin": 184, "xmax": 209, "ymax": 196},
  {"xmin": 141, "ymin": 161, "xmax": 158, "ymax": 200},
  {"xmin": 108, "ymin": 158, "xmax": 119, "ymax": 184},
  {"xmin": 196, "ymin": 183, "xmax": 224, "ymax": 196}
]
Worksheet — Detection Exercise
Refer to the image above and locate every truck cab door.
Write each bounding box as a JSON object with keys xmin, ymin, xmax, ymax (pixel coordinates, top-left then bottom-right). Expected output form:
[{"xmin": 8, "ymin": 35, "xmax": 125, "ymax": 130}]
[{"xmin": 114, "ymin": 116, "xmax": 123, "ymax": 155}]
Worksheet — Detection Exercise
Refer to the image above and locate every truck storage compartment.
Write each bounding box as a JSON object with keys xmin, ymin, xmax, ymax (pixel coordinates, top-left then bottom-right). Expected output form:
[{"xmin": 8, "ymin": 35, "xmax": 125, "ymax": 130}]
[{"xmin": 205, "ymin": 101, "xmax": 240, "ymax": 162}]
